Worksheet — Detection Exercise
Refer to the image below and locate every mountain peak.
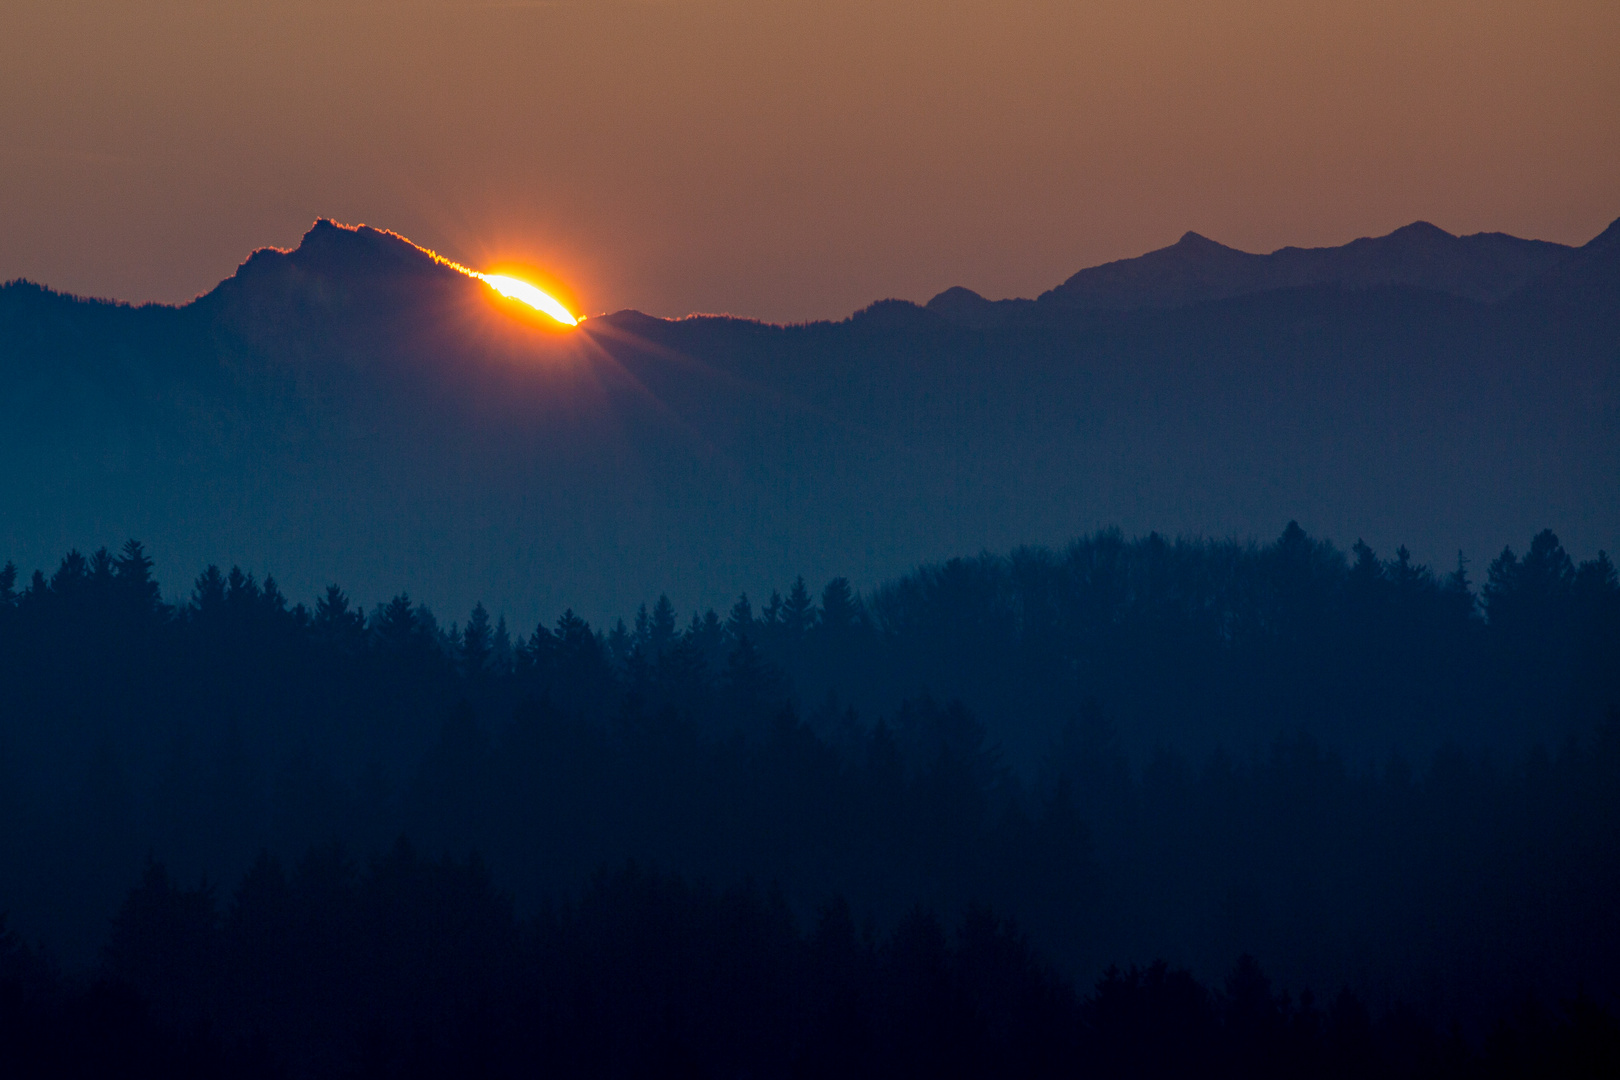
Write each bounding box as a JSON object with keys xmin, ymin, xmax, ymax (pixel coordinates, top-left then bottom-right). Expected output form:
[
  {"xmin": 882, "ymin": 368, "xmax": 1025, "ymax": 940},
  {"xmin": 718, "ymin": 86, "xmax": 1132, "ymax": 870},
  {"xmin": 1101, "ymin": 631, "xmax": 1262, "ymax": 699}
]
[
  {"xmin": 1386, "ymin": 220, "xmax": 1456, "ymax": 242},
  {"xmin": 305, "ymin": 216, "xmax": 347, "ymax": 238},
  {"xmin": 848, "ymin": 298, "xmax": 945, "ymax": 331},
  {"xmin": 1174, "ymin": 230, "xmax": 1229, "ymax": 250},
  {"xmin": 197, "ymin": 218, "xmax": 483, "ymax": 327},
  {"xmin": 228, "ymin": 218, "xmax": 464, "ymax": 284},
  {"xmin": 924, "ymin": 286, "xmax": 992, "ymax": 319},
  {"xmin": 922, "ymin": 286, "xmax": 1038, "ymax": 329},
  {"xmin": 286, "ymin": 219, "xmax": 457, "ymax": 279}
]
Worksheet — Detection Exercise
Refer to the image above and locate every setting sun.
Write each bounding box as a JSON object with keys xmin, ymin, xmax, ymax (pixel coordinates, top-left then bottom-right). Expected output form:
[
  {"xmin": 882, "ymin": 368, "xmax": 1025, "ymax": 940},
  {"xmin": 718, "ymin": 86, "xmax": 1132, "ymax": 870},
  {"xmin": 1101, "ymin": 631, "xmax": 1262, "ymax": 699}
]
[{"xmin": 475, "ymin": 273, "xmax": 578, "ymax": 326}]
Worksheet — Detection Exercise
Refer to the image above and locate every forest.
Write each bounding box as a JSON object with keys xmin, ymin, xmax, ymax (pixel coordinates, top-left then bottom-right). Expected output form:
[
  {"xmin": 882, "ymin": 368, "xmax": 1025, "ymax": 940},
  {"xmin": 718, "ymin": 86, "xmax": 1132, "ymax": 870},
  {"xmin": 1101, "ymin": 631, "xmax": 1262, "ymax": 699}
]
[{"xmin": 1, "ymin": 523, "xmax": 1617, "ymax": 1075}]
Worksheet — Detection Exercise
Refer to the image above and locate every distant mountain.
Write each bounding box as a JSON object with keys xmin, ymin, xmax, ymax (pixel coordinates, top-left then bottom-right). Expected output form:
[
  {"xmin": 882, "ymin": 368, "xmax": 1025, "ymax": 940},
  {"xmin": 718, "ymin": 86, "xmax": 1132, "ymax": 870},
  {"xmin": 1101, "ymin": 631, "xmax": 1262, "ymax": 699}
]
[
  {"xmin": 927, "ymin": 220, "xmax": 1580, "ymax": 325},
  {"xmin": 1509, "ymin": 215, "xmax": 1620, "ymax": 317},
  {"xmin": 922, "ymin": 285, "xmax": 1033, "ymax": 328},
  {"xmin": 1, "ymin": 215, "xmax": 1617, "ymax": 762}
]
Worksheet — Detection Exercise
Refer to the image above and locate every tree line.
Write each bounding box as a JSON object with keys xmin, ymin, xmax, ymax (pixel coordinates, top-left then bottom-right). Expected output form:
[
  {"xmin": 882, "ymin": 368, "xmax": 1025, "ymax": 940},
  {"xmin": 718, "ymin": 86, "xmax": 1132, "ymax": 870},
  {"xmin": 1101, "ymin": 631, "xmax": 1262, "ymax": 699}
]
[
  {"xmin": 3, "ymin": 853, "xmax": 1617, "ymax": 1078},
  {"xmin": 0, "ymin": 524, "xmax": 1616, "ymax": 1058}
]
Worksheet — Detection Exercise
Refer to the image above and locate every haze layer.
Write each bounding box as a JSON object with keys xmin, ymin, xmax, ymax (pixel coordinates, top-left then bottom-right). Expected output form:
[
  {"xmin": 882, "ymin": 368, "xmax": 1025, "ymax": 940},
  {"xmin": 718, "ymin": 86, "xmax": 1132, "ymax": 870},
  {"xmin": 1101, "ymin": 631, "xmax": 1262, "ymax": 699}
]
[{"xmin": 2, "ymin": 216, "xmax": 1615, "ymax": 642}]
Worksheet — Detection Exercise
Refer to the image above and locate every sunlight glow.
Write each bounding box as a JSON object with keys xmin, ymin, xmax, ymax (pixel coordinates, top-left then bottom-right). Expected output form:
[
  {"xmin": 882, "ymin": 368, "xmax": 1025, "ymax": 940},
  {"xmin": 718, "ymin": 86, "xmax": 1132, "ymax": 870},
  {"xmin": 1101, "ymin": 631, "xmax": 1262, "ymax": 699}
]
[{"xmin": 476, "ymin": 273, "xmax": 578, "ymax": 326}]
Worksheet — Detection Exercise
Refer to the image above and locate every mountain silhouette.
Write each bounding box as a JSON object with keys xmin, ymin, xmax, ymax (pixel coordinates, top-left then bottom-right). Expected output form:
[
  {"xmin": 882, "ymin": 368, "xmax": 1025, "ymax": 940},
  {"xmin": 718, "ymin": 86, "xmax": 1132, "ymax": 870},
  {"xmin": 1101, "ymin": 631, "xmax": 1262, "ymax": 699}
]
[
  {"xmin": 928, "ymin": 220, "xmax": 1580, "ymax": 325},
  {"xmin": 1508, "ymin": 215, "xmax": 1620, "ymax": 318},
  {"xmin": 1, "ymin": 217, "xmax": 1615, "ymax": 669}
]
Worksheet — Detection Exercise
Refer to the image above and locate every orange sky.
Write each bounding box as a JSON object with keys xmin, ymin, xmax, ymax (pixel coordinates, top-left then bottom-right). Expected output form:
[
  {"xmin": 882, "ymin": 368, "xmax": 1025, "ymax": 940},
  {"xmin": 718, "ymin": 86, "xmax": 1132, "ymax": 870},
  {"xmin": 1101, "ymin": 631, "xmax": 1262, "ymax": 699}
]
[{"xmin": 2, "ymin": 0, "xmax": 1616, "ymax": 323}]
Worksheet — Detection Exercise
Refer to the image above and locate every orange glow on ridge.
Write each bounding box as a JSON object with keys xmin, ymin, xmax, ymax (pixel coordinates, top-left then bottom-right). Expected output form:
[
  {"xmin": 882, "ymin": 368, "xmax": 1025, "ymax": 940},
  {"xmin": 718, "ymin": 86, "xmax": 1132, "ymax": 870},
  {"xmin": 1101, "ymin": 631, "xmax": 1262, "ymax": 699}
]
[
  {"xmin": 427, "ymin": 247, "xmax": 578, "ymax": 327},
  {"xmin": 475, "ymin": 272, "xmax": 578, "ymax": 326}
]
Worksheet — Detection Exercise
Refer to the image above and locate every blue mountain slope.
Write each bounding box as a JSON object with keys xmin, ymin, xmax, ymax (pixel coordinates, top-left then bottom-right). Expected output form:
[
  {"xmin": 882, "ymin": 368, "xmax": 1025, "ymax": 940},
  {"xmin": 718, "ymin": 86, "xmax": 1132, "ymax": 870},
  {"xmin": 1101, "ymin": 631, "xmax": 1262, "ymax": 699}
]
[{"xmin": 0, "ymin": 218, "xmax": 1614, "ymax": 655}]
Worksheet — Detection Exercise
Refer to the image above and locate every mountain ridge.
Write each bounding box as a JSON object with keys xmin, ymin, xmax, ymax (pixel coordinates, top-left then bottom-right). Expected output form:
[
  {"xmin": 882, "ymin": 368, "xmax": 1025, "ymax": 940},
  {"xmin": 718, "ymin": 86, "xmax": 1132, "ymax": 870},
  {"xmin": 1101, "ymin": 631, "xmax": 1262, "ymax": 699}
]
[
  {"xmin": 9, "ymin": 214, "xmax": 1609, "ymax": 331},
  {"xmin": 926, "ymin": 218, "xmax": 1606, "ymax": 328}
]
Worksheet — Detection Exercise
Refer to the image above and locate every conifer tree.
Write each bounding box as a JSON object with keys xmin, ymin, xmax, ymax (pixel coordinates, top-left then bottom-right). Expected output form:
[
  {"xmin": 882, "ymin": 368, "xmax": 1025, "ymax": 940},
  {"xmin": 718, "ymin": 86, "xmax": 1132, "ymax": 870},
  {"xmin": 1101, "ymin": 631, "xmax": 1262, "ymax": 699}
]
[
  {"xmin": 191, "ymin": 565, "xmax": 227, "ymax": 614},
  {"xmin": 462, "ymin": 603, "xmax": 493, "ymax": 677},
  {"xmin": 114, "ymin": 540, "xmax": 162, "ymax": 616},
  {"xmin": 782, "ymin": 576, "xmax": 814, "ymax": 642},
  {"xmin": 819, "ymin": 577, "xmax": 860, "ymax": 636},
  {"xmin": 649, "ymin": 594, "xmax": 678, "ymax": 657},
  {"xmin": 726, "ymin": 593, "xmax": 755, "ymax": 643},
  {"xmin": 376, "ymin": 593, "xmax": 419, "ymax": 654}
]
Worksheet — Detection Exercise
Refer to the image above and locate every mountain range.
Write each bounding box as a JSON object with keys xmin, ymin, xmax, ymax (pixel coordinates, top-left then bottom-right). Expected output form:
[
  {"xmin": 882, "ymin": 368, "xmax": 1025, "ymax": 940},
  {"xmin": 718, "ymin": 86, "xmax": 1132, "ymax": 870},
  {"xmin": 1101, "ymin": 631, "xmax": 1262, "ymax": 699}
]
[
  {"xmin": 2, "ymin": 216, "xmax": 1616, "ymax": 652},
  {"xmin": 925, "ymin": 220, "xmax": 1588, "ymax": 325}
]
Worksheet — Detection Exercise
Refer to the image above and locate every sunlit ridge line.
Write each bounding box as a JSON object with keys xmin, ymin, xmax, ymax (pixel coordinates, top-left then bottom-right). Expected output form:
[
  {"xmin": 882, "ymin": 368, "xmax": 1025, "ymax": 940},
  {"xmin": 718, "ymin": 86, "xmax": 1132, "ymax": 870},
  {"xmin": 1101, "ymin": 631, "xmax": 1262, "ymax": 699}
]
[
  {"xmin": 281, "ymin": 222, "xmax": 581, "ymax": 327},
  {"xmin": 475, "ymin": 273, "xmax": 578, "ymax": 326},
  {"xmin": 427, "ymin": 251, "xmax": 577, "ymax": 327}
]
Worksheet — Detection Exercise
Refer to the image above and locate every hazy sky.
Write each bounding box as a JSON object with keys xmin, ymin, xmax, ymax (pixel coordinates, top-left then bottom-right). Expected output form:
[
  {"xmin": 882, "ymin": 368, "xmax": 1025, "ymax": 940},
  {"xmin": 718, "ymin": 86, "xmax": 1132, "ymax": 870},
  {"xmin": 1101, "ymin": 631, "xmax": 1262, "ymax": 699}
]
[{"xmin": 2, "ymin": 0, "xmax": 1616, "ymax": 322}]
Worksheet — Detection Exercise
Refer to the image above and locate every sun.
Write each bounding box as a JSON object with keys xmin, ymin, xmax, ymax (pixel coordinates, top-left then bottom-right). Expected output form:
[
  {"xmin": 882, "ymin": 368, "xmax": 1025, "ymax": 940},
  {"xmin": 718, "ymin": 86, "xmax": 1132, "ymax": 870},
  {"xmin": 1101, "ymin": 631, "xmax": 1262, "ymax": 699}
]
[
  {"xmin": 475, "ymin": 273, "xmax": 578, "ymax": 326},
  {"xmin": 415, "ymin": 240, "xmax": 580, "ymax": 327}
]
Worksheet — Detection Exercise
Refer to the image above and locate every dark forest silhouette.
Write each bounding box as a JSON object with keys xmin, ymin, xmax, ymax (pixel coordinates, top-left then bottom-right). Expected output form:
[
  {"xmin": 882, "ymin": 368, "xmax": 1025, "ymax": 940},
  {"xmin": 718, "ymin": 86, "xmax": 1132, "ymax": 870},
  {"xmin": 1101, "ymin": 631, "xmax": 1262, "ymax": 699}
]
[
  {"xmin": 5, "ymin": 860, "xmax": 1618, "ymax": 1078},
  {"xmin": 1, "ymin": 524, "xmax": 1617, "ymax": 1075}
]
